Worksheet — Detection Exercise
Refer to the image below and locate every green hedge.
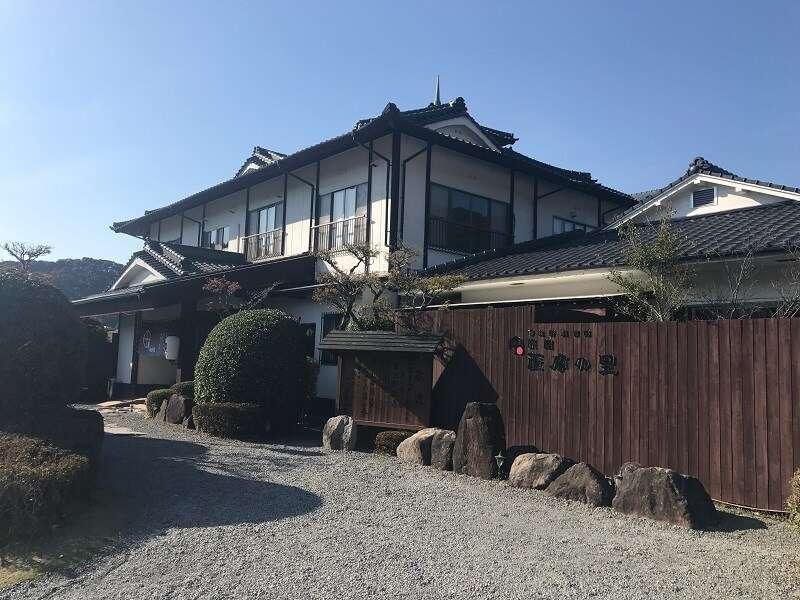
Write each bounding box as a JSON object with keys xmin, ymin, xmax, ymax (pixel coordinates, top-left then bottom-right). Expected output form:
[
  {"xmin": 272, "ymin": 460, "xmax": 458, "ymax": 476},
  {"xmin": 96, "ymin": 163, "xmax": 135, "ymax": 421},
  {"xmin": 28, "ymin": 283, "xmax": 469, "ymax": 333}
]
[
  {"xmin": 170, "ymin": 380, "xmax": 194, "ymax": 400},
  {"xmin": 0, "ymin": 434, "xmax": 91, "ymax": 545},
  {"xmin": 194, "ymin": 310, "xmax": 306, "ymax": 432},
  {"xmin": 0, "ymin": 270, "xmax": 86, "ymax": 427},
  {"xmin": 192, "ymin": 403, "xmax": 264, "ymax": 439},
  {"xmin": 374, "ymin": 430, "xmax": 414, "ymax": 455},
  {"xmin": 789, "ymin": 469, "xmax": 800, "ymax": 528},
  {"xmin": 146, "ymin": 389, "xmax": 173, "ymax": 418}
]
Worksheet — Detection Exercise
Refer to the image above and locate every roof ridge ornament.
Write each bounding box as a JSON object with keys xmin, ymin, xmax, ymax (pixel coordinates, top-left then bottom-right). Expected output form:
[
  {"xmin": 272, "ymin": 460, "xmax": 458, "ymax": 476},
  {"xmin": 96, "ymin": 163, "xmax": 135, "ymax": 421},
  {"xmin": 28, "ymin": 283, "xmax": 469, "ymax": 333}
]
[{"xmin": 434, "ymin": 75, "xmax": 441, "ymax": 106}]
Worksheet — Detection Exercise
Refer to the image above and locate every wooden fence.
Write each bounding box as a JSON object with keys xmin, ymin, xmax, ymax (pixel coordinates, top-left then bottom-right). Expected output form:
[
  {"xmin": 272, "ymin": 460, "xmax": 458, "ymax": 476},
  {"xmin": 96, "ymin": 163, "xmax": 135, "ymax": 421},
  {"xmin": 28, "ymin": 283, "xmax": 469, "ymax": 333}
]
[{"xmin": 430, "ymin": 307, "xmax": 800, "ymax": 512}]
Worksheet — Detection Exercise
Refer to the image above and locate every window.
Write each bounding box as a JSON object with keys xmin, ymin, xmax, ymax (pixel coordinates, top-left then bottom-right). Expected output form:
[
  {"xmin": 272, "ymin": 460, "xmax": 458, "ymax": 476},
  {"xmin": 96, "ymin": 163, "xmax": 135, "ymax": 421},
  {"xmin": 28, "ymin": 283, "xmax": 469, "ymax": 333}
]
[
  {"xmin": 202, "ymin": 226, "xmax": 230, "ymax": 250},
  {"xmin": 248, "ymin": 202, "xmax": 283, "ymax": 236},
  {"xmin": 320, "ymin": 313, "xmax": 342, "ymax": 365},
  {"xmin": 315, "ymin": 183, "xmax": 368, "ymax": 225},
  {"xmin": 428, "ymin": 183, "xmax": 510, "ymax": 254},
  {"xmin": 692, "ymin": 187, "xmax": 715, "ymax": 208},
  {"xmin": 552, "ymin": 217, "xmax": 597, "ymax": 235}
]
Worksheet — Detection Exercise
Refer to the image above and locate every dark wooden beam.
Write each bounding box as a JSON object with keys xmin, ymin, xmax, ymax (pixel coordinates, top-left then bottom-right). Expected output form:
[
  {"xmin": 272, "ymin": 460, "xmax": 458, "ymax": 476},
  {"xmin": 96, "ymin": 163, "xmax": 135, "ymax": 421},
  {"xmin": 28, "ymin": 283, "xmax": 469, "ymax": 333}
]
[
  {"xmin": 130, "ymin": 312, "xmax": 142, "ymax": 385},
  {"xmin": 311, "ymin": 161, "xmax": 320, "ymax": 253},
  {"xmin": 509, "ymin": 170, "xmax": 515, "ymax": 245},
  {"xmin": 388, "ymin": 131, "xmax": 402, "ymax": 250},
  {"xmin": 281, "ymin": 172, "xmax": 288, "ymax": 255},
  {"xmin": 422, "ymin": 142, "xmax": 432, "ymax": 269},
  {"xmin": 365, "ymin": 142, "xmax": 373, "ymax": 272},
  {"xmin": 533, "ymin": 176, "xmax": 539, "ymax": 240}
]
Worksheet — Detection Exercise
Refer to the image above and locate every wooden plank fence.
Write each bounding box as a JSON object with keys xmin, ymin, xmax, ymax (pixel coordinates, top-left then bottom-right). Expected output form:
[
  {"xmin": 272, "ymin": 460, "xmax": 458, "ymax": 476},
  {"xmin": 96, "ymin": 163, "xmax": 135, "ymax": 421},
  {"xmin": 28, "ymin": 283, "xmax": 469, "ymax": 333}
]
[{"xmin": 430, "ymin": 307, "xmax": 800, "ymax": 512}]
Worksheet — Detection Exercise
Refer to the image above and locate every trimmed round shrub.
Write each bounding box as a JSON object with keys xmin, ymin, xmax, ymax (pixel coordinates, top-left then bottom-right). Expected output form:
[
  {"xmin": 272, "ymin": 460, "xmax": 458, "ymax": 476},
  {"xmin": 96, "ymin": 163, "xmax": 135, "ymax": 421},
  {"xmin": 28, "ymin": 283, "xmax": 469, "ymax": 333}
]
[
  {"xmin": 788, "ymin": 469, "xmax": 800, "ymax": 528},
  {"xmin": 82, "ymin": 318, "xmax": 113, "ymax": 403},
  {"xmin": 194, "ymin": 309, "xmax": 306, "ymax": 432},
  {"xmin": 146, "ymin": 389, "xmax": 173, "ymax": 417},
  {"xmin": 0, "ymin": 270, "xmax": 86, "ymax": 425},
  {"xmin": 192, "ymin": 403, "xmax": 264, "ymax": 438},
  {"xmin": 0, "ymin": 433, "xmax": 92, "ymax": 544},
  {"xmin": 374, "ymin": 430, "xmax": 414, "ymax": 455},
  {"xmin": 170, "ymin": 380, "xmax": 194, "ymax": 400}
]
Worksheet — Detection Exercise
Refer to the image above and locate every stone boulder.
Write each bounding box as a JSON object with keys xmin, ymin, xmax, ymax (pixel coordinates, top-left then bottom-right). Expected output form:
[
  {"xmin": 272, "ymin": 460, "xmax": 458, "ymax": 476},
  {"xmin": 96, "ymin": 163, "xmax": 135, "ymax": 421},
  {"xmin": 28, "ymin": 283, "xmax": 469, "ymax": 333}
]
[
  {"xmin": 452, "ymin": 402, "xmax": 506, "ymax": 479},
  {"xmin": 547, "ymin": 462, "xmax": 614, "ymax": 507},
  {"xmin": 499, "ymin": 445, "xmax": 539, "ymax": 480},
  {"xmin": 397, "ymin": 428, "xmax": 440, "ymax": 465},
  {"xmin": 322, "ymin": 415, "xmax": 357, "ymax": 451},
  {"xmin": 156, "ymin": 393, "xmax": 193, "ymax": 425},
  {"xmin": 430, "ymin": 429, "xmax": 457, "ymax": 471},
  {"xmin": 508, "ymin": 453, "xmax": 574, "ymax": 490},
  {"xmin": 612, "ymin": 465, "xmax": 718, "ymax": 529}
]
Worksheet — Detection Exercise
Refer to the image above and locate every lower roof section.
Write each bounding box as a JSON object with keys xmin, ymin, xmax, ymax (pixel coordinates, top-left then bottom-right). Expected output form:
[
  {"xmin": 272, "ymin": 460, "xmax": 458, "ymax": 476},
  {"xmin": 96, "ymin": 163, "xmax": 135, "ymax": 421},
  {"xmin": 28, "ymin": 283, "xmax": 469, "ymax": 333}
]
[{"xmin": 73, "ymin": 253, "xmax": 316, "ymax": 317}]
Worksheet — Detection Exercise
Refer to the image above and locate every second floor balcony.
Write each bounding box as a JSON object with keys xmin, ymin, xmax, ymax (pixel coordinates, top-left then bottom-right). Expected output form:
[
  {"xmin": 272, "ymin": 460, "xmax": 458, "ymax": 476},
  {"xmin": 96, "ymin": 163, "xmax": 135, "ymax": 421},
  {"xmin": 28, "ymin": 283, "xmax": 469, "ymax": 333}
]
[
  {"xmin": 243, "ymin": 228, "xmax": 283, "ymax": 261},
  {"xmin": 312, "ymin": 215, "xmax": 367, "ymax": 252}
]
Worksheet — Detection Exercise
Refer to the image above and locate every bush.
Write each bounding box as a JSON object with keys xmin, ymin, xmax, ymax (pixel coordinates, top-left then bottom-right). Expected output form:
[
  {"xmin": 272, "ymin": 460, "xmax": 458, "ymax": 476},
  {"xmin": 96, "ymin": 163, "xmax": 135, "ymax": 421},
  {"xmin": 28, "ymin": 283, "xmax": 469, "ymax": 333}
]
[
  {"xmin": 170, "ymin": 380, "xmax": 194, "ymax": 399},
  {"xmin": 82, "ymin": 318, "xmax": 113, "ymax": 403},
  {"xmin": 192, "ymin": 403, "xmax": 264, "ymax": 438},
  {"xmin": 788, "ymin": 469, "xmax": 800, "ymax": 528},
  {"xmin": 146, "ymin": 389, "xmax": 173, "ymax": 417},
  {"xmin": 0, "ymin": 270, "xmax": 86, "ymax": 427},
  {"xmin": 0, "ymin": 434, "xmax": 92, "ymax": 545},
  {"xmin": 374, "ymin": 430, "xmax": 414, "ymax": 455},
  {"xmin": 194, "ymin": 310, "xmax": 306, "ymax": 432}
]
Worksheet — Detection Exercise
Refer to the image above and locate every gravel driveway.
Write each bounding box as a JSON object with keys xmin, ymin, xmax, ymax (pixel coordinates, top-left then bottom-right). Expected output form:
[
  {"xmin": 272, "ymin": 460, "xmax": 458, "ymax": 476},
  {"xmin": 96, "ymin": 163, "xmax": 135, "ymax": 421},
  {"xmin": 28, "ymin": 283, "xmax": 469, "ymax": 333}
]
[{"xmin": 4, "ymin": 410, "xmax": 798, "ymax": 600}]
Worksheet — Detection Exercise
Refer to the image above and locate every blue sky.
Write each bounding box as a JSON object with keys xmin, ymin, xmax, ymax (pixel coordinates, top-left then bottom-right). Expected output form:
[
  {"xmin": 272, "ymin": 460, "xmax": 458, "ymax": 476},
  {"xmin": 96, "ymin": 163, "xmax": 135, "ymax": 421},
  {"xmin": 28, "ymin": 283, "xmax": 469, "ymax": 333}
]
[{"xmin": 1, "ymin": 1, "xmax": 798, "ymax": 263}]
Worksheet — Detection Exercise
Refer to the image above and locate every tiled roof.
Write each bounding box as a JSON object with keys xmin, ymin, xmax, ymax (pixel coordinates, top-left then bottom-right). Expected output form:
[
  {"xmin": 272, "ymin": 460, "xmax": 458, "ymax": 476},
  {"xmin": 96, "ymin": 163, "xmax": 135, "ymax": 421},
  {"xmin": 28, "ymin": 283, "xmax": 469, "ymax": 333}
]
[
  {"xmin": 426, "ymin": 200, "xmax": 800, "ymax": 281},
  {"xmin": 618, "ymin": 156, "xmax": 800, "ymax": 222},
  {"xmin": 318, "ymin": 330, "xmax": 443, "ymax": 353},
  {"xmin": 113, "ymin": 99, "xmax": 632, "ymax": 234},
  {"xmin": 128, "ymin": 242, "xmax": 247, "ymax": 282},
  {"xmin": 235, "ymin": 146, "xmax": 287, "ymax": 177}
]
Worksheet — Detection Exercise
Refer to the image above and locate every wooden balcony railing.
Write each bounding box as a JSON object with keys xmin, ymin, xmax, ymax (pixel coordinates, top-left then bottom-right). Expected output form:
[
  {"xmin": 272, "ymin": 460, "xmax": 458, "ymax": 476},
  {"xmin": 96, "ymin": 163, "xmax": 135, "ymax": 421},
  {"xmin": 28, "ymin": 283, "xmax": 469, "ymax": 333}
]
[
  {"xmin": 311, "ymin": 215, "xmax": 367, "ymax": 252},
  {"xmin": 243, "ymin": 229, "xmax": 283, "ymax": 261},
  {"xmin": 428, "ymin": 217, "xmax": 511, "ymax": 255}
]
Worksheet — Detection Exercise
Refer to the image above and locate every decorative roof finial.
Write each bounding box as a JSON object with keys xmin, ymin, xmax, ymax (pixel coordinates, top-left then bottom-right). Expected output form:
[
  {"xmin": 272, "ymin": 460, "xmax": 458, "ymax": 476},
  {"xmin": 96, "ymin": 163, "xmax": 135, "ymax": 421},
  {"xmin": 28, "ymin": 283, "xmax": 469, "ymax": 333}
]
[{"xmin": 434, "ymin": 75, "xmax": 441, "ymax": 106}]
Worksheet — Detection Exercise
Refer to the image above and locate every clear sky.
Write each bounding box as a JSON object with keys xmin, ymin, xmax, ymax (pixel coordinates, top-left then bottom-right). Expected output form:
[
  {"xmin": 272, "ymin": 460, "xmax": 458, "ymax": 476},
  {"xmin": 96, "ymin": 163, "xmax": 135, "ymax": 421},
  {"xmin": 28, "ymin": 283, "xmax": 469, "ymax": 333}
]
[{"xmin": 1, "ymin": 1, "xmax": 798, "ymax": 263}]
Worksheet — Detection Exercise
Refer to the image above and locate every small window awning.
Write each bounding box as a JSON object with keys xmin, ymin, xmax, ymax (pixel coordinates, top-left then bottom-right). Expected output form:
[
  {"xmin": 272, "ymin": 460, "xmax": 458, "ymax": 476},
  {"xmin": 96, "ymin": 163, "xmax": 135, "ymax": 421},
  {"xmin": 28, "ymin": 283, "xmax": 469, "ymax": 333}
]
[{"xmin": 317, "ymin": 331, "xmax": 443, "ymax": 354}]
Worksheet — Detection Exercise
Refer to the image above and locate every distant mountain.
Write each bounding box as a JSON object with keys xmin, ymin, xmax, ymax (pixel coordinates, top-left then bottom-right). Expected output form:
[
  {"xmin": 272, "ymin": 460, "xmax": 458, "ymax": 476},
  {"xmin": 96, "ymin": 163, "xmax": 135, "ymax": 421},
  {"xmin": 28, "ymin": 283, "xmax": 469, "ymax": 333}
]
[{"xmin": 0, "ymin": 257, "xmax": 124, "ymax": 300}]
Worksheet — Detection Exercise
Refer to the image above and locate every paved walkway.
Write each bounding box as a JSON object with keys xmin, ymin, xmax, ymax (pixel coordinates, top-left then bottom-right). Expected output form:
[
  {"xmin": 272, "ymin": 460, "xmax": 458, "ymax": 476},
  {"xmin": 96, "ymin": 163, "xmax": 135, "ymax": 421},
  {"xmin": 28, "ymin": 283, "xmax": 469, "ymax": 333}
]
[{"xmin": 4, "ymin": 411, "xmax": 798, "ymax": 599}]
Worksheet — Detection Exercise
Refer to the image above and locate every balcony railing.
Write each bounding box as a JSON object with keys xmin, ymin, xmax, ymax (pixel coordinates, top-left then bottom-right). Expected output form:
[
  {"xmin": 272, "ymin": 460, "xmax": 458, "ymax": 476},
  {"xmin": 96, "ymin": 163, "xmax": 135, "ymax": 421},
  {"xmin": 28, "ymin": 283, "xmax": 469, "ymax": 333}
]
[
  {"xmin": 243, "ymin": 229, "xmax": 283, "ymax": 261},
  {"xmin": 312, "ymin": 215, "xmax": 367, "ymax": 252},
  {"xmin": 428, "ymin": 217, "xmax": 511, "ymax": 255}
]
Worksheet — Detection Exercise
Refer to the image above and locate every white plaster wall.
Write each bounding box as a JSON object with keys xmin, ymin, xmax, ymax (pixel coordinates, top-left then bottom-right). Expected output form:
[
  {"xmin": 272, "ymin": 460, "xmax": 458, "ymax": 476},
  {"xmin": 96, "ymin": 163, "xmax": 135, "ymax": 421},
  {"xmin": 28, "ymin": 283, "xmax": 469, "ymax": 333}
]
[
  {"xmin": 537, "ymin": 182, "xmax": 602, "ymax": 238},
  {"xmin": 202, "ymin": 189, "xmax": 248, "ymax": 253},
  {"xmin": 116, "ymin": 313, "xmax": 135, "ymax": 383},
  {"xmin": 633, "ymin": 185, "xmax": 793, "ymax": 224},
  {"xmin": 158, "ymin": 214, "xmax": 182, "ymax": 243}
]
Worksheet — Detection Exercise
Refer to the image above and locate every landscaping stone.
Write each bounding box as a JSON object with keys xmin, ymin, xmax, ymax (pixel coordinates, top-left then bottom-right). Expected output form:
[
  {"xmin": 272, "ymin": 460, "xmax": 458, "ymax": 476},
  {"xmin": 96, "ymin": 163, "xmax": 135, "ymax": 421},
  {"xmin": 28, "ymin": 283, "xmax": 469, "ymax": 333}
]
[
  {"xmin": 546, "ymin": 462, "xmax": 614, "ymax": 507},
  {"xmin": 499, "ymin": 445, "xmax": 539, "ymax": 480},
  {"xmin": 322, "ymin": 415, "xmax": 357, "ymax": 451},
  {"xmin": 430, "ymin": 429, "xmax": 457, "ymax": 471},
  {"xmin": 508, "ymin": 453, "xmax": 574, "ymax": 490},
  {"xmin": 396, "ymin": 428, "xmax": 440, "ymax": 465},
  {"xmin": 156, "ymin": 394, "xmax": 193, "ymax": 425},
  {"xmin": 452, "ymin": 402, "xmax": 506, "ymax": 479},
  {"xmin": 615, "ymin": 461, "xmax": 643, "ymax": 482},
  {"xmin": 612, "ymin": 465, "xmax": 718, "ymax": 529}
]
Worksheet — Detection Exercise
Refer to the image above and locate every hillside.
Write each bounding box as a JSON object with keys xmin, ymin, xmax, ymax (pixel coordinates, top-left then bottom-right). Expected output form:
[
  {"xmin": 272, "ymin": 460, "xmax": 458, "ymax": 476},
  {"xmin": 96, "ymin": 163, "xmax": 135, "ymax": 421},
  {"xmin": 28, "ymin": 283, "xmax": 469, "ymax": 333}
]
[{"xmin": 0, "ymin": 257, "xmax": 124, "ymax": 300}]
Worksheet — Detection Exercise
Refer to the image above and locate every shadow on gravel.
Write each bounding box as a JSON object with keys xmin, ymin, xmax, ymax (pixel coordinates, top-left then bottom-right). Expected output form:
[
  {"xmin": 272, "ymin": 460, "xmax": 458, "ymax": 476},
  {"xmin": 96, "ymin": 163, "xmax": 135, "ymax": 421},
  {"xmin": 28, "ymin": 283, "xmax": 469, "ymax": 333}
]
[
  {"xmin": 4, "ymin": 431, "xmax": 323, "ymax": 579},
  {"xmin": 714, "ymin": 510, "xmax": 767, "ymax": 532}
]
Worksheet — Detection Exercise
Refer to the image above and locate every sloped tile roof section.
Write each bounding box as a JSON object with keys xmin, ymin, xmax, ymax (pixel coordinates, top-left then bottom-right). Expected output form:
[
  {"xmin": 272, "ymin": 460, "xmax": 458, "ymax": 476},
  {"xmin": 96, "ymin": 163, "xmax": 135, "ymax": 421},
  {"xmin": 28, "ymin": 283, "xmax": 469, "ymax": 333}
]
[
  {"xmin": 112, "ymin": 99, "xmax": 632, "ymax": 235},
  {"xmin": 618, "ymin": 156, "xmax": 800, "ymax": 222},
  {"xmin": 317, "ymin": 330, "xmax": 443, "ymax": 353},
  {"xmin": 141, "ymin": 241, "xmax": 246, "ymax": 279},
  {"xmin": 426, "ymin": 200, "xmax": 800, "ymax": 281},
  {"xmin": 235, "ymin": 146, "xmax": 287, "ymax": 177}
]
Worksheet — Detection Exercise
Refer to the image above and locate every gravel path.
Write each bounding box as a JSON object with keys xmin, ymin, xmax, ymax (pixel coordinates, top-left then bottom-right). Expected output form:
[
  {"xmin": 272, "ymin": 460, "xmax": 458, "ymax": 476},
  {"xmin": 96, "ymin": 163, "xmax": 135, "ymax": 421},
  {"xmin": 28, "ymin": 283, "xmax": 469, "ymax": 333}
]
[{"xmin": 4, "ymin": 410, "xmax": 798, "ymax": 600}]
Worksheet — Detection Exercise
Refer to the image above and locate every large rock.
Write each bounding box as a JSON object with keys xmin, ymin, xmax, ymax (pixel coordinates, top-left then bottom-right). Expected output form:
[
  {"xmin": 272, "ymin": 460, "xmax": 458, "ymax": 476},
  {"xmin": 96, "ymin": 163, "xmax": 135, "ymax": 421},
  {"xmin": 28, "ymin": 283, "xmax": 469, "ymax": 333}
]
[
  {"xmin": 430, "ymin": 429, "xmax": 456, "ymax": 471},
  {"xmin": 612, "ymin": 465, "xmax": 718, "ymax": 529},
  {"xmin": 397, "ymin": 428, "xmax": 440, "ymax": 465},
  {"xmin": 322, "ymin": 415, "xmax": 357, "ymax": 451},
  {"xmin": 157, "ymin": 393, "xmax": 193, "ymax": 425},
  {"xmin": 508, "ymin": 453, "xmax": 574, "ymax": 490},
  {"xmin": 452, "ymin": 402, "xmax": 506, "ymax": 479},
  {"xmin": 499, "ymin": 445, "xmax": 539, "ymax": 480},
  {"xmin": 547, "ymin": 462, "xmax": 614, "ymax": 507}
]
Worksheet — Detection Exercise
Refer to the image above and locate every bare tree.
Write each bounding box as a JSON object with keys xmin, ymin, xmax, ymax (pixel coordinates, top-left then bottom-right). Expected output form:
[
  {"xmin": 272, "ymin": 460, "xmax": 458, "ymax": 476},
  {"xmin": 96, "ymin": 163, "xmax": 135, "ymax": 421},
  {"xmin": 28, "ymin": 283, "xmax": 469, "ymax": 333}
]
[
  {"xmin": 202, "ymin": 276, "xmax": 280, "ymax": 317},
  {"xmin": 607, "ymin": 217, "xmax": 694, "ymax": 322},
  {"xmin": 313, "ymin": 242, "xmax": 465, "ymax": 331},
  {"xmin": 773, "ymin": 246, "xmax": 800, "ymax": 318},
  {"xmin": 698, "ymin": 246, "xmax": 764, "ymax": 320},
  {"xmin": 2, "ymin": 241, "xmax": 52, "ymax": 273}
]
